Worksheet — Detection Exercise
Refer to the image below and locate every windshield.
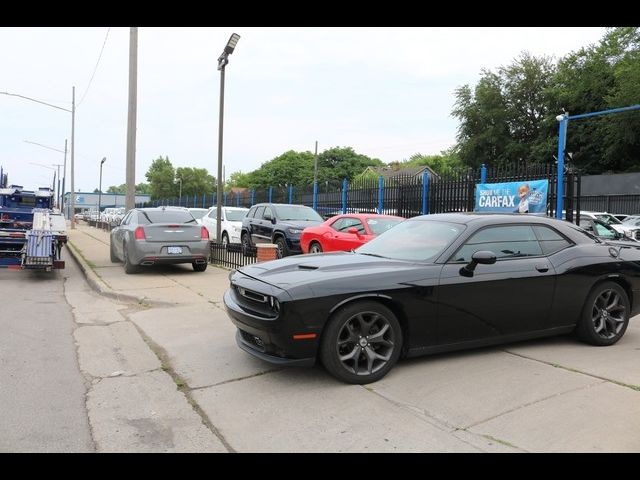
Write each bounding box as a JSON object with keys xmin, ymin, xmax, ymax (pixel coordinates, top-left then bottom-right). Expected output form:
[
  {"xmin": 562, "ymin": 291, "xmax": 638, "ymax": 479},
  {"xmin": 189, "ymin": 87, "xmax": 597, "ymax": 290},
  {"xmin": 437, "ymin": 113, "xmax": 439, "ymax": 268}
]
[
  {"xmin": 139, "ymin": 210, "xmax": 197, "ymax": 224},
  {"xmin": 189, "ymin": 209, "xmax": 208, "ymax": 220},
  {"xmin": 366, "ymin": 217, "xmax": 403, "ymax": 235},
  {"xmin": 595, "ymin": 214, "xmax": 622, "ymax": 225},
  {"xmin": 622, "ymin": 216, "xmax": 640, "ymax": 227},
  {"xmin": 225, "ymin": 208, "xmax": 249, "ymax": 221},
  {"xmin": 274, "ymin": 205, "xmax": 323, "ymax": 222},
  {"xmin": 357, "ymin": 219, "xmax": 465, "ymax": 261}
]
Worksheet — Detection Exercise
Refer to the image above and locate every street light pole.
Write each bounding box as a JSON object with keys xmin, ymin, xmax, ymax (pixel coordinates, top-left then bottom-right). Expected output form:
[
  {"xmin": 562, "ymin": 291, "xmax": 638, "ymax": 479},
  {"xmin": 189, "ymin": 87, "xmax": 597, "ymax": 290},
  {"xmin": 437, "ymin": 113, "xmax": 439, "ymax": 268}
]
[
  {"xmin": 216, "ymin": 33, "xmax": 240, "ymax": 243},
  {"xmin": 177, "ymin": 177, "xmax": 182, "ymax": 204},
  {"xmin": 70, "ymin": 86, "xmax": 76, "ymax": 229},
  {"xmin": 98, "ymin": 157, "xmax": 106, "ymax": 217}
]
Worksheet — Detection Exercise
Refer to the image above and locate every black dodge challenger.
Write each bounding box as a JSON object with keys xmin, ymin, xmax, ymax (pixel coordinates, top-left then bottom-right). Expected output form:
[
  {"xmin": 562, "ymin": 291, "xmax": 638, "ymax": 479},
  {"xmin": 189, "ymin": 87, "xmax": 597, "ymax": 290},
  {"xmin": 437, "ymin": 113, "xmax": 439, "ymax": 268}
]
[{"xmin": 224, "ymin": 213, "xmax": 640, "ymax": 384}]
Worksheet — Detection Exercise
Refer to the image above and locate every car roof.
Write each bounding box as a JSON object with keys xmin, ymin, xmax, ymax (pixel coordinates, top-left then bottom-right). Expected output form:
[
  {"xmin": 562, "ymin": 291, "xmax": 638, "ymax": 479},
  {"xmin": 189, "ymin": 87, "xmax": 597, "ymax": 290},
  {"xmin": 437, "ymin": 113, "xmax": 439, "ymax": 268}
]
[
  {"xmin": 329, "ymin": 213, "xmax": 404, "ymax": 221},
  {"xmin": 409, "ymin": 212, "xmax": 568, "ymax": 226}
]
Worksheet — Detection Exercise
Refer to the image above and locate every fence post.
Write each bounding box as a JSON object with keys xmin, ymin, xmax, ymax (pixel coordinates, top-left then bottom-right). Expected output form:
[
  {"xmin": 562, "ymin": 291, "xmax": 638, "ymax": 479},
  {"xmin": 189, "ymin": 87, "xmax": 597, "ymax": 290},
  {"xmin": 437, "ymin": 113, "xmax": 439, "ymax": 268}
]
[
  {"xmin": 342, "ymin": 178, "xmax": 348, "ymax": 214},
  {"xmin": 193, "ymin": 194, "xmax": 196, "ymax": 208},
  {"xmin": 377, "ymin": 176, "xmax": 384, "ymax": 214},
  {"xmin": 251, "ymin": 189, "xmax": 256, "ymax": 206},
  {"xmin": 422, "ymin": 170, "xmax": 430, "ymax": 215},
  {"xmin": 268, "ymin": 186, "xmax": 273, "ymax": 203},
  {"xmin": 480, "ymin": 163, "xmax": 487, "ymax": 184},
  {"xmin": 236, "ymin": 192, "xmax": 241, "ymax": 207},
  {"xmin": 288, "ymin": 184, "xmax": 293, "ymax": 204},
  {"xmin": 224, "ymin": 192, "xmax": 228, "ymax": 206},
  {"xmin": 313, "ymin": 181, "xmax": 318, "ymax": 211}
]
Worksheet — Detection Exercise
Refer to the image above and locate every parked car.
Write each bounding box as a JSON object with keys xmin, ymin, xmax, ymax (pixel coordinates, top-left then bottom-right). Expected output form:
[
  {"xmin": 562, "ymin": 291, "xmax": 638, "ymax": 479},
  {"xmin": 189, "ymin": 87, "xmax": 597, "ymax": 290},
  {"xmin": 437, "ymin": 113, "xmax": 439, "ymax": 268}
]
[
  {"xmin": 110, "ymin": 207, "xmax": 210, "ymax": 273},
  {"xmin": 224, "ymin": 213, "xmax": 639, "ymax": 384},
  {"xmin": 578, "ymin": 211, "xmax": 639, "ymax": 238},
  {"xmin": 300, "ymin": 213, "xmax": 404, "ymax": 253},
  {"xmin": 578, "ymin": 217, "xmax": 638, "ymax": 242},
  {"xmin": 201, "ymin": 206, "xmax": 249, "ymax": 245},
  {"xmin": 240, "ymin": 203, "xmax": 324, "ymax": 258},
  {"xmin": 188, "ymin": 208, "xmax": 209, "ymax": 225}
]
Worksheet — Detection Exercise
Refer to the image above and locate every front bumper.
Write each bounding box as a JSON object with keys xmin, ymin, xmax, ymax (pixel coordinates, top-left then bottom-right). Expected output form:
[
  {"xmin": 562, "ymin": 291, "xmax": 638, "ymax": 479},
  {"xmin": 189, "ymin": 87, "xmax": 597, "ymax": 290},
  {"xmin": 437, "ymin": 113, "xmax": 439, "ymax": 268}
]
[{"xmin": 235, "ymin": 331, "xmax": 315, "ymax": 366}]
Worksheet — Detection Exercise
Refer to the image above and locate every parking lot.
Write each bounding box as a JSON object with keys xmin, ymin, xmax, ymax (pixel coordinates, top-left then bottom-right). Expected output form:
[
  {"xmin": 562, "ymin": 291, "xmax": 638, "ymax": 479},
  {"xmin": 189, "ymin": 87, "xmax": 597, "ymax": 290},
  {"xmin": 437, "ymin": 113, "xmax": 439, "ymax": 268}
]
[{"xmin": 64, "ymin": 223, "xmax": 640, "ymax": 452}]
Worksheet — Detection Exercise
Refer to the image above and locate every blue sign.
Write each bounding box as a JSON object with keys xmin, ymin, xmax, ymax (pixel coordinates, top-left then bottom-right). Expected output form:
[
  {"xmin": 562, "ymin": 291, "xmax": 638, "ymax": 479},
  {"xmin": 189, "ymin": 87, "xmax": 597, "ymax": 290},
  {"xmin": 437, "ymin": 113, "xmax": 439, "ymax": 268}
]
[{"xmin": 475, "ymin": 179, "xmax": 548, "ymax": 214}]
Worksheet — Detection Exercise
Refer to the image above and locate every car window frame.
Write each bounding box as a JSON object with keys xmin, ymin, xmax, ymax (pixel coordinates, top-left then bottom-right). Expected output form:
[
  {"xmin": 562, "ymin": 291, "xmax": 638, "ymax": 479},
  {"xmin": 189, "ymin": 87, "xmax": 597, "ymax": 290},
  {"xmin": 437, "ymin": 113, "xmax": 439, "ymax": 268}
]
[{"xmin": 446, "ymin": 223, "xmax": 553, "ymax": 264}]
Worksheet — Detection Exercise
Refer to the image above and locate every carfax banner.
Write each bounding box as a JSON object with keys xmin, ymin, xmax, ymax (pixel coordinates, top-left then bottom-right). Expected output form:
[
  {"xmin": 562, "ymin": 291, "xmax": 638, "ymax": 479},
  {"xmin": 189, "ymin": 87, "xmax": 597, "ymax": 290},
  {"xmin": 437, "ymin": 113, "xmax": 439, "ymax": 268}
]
[{"xmin": 475, "ymin": 179, "xmax": 549, "ymax": 214}]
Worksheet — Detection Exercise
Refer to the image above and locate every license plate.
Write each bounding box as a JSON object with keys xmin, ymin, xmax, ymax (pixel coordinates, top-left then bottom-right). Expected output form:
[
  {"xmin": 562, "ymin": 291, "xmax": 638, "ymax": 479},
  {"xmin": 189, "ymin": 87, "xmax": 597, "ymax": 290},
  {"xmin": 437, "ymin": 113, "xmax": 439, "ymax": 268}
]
[{"xmin": 167, "ymin": 246, "xmax": 182, "ymax": 254}]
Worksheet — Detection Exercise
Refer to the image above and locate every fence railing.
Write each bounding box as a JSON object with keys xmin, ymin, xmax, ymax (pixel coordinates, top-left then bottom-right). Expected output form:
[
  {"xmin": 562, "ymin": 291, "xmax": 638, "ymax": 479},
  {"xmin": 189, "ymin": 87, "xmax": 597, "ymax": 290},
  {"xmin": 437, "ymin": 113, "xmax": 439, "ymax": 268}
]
[
  {"xmin": 145, "ymin": 161, "xmax": 583, "ymax": 222},
  {"xmin": 210, "ymin": 242, "xmax": 257, "ymax": 270}
]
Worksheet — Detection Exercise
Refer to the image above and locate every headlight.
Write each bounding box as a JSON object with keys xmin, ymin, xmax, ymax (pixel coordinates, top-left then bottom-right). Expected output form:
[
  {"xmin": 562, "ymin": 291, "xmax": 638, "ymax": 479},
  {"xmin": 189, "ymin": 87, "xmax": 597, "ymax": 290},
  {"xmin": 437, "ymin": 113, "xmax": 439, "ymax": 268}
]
[
  {"xmin": 288, "ymin": 228, "xmax": 302, "ymax": 235},
  {"xmin": 268, "ymin": 296, "xmax": 280, "ymax": 312}
]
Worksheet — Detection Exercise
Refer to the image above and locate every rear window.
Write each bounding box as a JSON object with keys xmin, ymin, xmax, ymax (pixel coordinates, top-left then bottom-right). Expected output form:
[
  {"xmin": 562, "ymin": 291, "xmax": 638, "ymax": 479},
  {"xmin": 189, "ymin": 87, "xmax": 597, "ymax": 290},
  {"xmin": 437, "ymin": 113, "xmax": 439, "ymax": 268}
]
[{"xmin": 138, "ymin": 210, "xmax": 196, "ymax": 224}]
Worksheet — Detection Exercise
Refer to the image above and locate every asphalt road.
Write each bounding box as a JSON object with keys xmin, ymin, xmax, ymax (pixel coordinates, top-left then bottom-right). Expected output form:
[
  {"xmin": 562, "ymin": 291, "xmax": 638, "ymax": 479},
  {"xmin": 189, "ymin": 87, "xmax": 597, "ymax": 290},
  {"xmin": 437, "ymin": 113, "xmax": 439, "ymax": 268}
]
[{"xmin": 0, "ymin": 253, "xmax": 94, "ymax": 452}]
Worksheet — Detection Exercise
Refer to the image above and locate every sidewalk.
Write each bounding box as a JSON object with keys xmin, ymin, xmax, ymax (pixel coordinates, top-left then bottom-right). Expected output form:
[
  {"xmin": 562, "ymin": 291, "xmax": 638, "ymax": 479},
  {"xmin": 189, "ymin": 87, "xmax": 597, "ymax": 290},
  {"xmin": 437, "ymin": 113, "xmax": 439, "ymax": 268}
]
[{"xmin": 66, "ymin": 223, "xmax": 230, "ymax": 307}]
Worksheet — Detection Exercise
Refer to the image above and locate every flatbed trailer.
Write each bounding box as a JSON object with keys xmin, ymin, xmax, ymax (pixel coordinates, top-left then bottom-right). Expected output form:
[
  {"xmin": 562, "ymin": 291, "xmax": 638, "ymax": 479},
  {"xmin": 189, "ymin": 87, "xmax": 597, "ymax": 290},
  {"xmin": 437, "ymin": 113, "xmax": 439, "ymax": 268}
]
[{"xmin": 0, "ymin": 185, "xmax": 67, "ymax": 271}]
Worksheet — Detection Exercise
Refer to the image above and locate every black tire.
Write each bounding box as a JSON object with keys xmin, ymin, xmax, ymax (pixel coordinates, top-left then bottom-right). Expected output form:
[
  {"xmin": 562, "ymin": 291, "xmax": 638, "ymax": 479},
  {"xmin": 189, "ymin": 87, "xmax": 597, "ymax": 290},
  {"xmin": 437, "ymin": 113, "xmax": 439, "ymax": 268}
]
[
  {"xmin": 110, "ymin": 241, "xmax": 119, "ymax": 263},
  {"xmin": 192, "ymin": 262, "xmax": 208, "ymax": 272},
  {"xmin": 222, "ymin": 232, "xmax": 229, "ymax": 246},
  {"xmin": 320, "ymin": 301, "xmax": 403, "ymax": 384},
  {"xmin": 123, "ymin": 244, "xmax": 138, "ymax": 274},
  {"xmin": 309, "ymin": 241, "xmax": 323, "ymax": 254},
  {"xmin": 241, "ymin": 232, "xmax": 251, "ymax": 256},
  {"xmin": 275, "ymin": 237, "xmax": 288, "ymax": 258},
  {"xmin": 576, "ymin": 281, "xmax": 629, "ymax": 346}
]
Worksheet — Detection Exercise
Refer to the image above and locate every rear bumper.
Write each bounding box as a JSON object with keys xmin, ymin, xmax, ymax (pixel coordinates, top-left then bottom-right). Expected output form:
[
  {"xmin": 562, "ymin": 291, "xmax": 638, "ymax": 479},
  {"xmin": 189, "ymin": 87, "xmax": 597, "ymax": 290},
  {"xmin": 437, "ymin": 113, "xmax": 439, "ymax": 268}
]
[{"xmin": 130, "ymin": 241, "xmax": 210, "ymax": 265}]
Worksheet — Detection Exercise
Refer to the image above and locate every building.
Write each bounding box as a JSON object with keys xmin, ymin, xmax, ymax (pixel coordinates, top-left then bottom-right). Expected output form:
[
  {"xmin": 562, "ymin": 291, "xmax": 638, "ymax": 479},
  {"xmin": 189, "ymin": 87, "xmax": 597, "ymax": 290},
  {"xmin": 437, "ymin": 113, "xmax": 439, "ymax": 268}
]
[
  {"xmin": 62, "ymin": 191, "xmax": 151, "ymax": 218},
  {"xmin": 361, "ymin": 165, "xmax": 439, "ymax": 181}
]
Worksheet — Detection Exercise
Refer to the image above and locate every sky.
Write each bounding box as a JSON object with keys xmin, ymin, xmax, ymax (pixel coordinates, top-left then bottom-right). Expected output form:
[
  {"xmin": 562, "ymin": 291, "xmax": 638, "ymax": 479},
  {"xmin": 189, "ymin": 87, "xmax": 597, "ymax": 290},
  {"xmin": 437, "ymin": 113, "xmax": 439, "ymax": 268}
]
[{"xmin": 0, "ymin": 27, "xmax": 607, "ymax": 193}]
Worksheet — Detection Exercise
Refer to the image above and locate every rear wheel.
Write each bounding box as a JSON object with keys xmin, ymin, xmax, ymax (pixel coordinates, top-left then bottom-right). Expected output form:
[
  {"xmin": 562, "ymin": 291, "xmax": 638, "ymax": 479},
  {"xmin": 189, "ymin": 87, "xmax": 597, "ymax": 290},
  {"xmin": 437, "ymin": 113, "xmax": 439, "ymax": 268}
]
[
  {"xmin": 576, "ymin": 281, "xmax": 629, "ymax": 346},
  {"xmin": 193, "ymin": 262, "xmax": 208, "ymax": 272},
  {"xmin": 309, "ymin": 241, "xmax": 323, "ymax": 254},
  {"xmin": 241, "ymin": 233, "xmax": 251, "ymax": 256},
  {"xmin": 123, "ymin": 244, "xmax": 138, "ymax": 274},
  {"xmin": 320, "ymin": 301, "xmax": 402, "ymax": 384},
  {"xmin": 110, "ymin": 241, "xmax": 119, "ymax": 263}
]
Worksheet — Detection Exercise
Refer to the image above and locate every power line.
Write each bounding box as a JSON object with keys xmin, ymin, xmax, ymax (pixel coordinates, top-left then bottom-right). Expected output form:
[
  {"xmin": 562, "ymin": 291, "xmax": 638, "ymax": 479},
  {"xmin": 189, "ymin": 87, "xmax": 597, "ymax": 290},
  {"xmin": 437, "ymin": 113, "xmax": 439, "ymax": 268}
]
[{"xmin": 78, "ymin": 27, "xmax": 111, "ymax": 107}]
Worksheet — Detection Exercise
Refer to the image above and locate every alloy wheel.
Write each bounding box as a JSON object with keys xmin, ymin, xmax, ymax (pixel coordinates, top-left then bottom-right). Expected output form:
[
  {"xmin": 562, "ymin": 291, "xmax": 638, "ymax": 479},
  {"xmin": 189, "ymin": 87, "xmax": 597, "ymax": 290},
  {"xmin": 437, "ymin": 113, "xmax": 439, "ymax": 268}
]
[{"xmin": 591, "ymin": 289, "xmax": 626, "ymax": 339}]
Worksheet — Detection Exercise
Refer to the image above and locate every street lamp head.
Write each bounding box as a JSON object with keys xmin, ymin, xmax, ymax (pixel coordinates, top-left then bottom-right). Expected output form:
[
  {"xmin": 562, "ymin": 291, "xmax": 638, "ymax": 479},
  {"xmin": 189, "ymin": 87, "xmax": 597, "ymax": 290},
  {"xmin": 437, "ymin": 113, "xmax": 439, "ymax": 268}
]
[
  {"xmin": 101, "ymin": 157, "xmax": 106, "ymax": 165},
  {"xmin": 224, "ymin": 33, "xmax": 241, "ymax": 55}
]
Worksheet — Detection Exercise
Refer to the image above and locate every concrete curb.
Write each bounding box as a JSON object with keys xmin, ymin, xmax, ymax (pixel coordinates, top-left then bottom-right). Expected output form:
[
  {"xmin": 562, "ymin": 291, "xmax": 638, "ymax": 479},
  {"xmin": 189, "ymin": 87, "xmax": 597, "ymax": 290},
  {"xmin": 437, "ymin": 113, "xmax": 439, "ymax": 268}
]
[{"xmin": 66, "ymin": 239, "xmax": 175, "ymax": 308}]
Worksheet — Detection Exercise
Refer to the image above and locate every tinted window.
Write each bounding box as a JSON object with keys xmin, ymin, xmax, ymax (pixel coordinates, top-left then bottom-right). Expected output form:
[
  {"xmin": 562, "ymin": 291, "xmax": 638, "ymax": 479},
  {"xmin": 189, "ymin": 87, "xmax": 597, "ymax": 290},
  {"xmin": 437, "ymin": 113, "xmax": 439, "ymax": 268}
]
[
  {"xmin": 532, "ymin": 225, "xmax": 572, "ymax": 255},
  {"xmin": 121, "ymin": 212, "xmax": 132, "ymax": 225},
  {"xmin": 274, "ymin": 205, "xmax": 323, "ymax": 222},
  {"xmin": 139, "ymin": 210, "xmax": 196, "ymax": 224},
  {"xmin": 189, "ymin": 209, "xmax": 208, "ymax": 220},
  {"xmin": 262, "ymin": 207, "xmax": 273, "ymax": 220},
  {"xmin": 453, "ymin": 225, "xmax": 542, "ymax": 263},
  {"xmin": 246, "ymin": 207, "xmax": 257, "ymax": 219},
  {"xmin": 331, "ymin": 217, "xmax": 365, "ymax": 234},
  {"xmin": 358, "ymin": 220, "xmax": 464, "ymax": 262},
  {"xmin": 253, "ymin": 206, "xmax": 265, "ymax": 220}
]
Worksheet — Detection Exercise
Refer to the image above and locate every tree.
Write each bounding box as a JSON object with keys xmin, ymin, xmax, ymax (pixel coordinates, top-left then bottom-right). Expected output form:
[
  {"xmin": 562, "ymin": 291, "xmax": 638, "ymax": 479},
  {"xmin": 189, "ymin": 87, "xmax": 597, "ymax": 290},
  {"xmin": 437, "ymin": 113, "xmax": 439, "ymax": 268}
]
[
  {"xmin": 145, "ymin": 156, "xmax": 176, "ymax": 200},
  {"xmin": 174, "ymin": 167, "xmax": 215, "ymax": 197},
  {"xmin": 317, "ymin": 147, "xmax": 383, "ymax": 183},
  {"xmin": 107, "ymin": 182, "xmax": 150, "ymax": 195}
]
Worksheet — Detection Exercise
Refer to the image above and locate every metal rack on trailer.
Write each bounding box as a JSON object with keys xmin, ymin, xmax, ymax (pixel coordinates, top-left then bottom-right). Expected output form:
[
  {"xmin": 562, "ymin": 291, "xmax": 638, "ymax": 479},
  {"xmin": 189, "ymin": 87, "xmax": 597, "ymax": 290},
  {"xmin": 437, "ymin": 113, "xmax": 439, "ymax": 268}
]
[{"xmin": 0, "ymin": 184, "xmax": 67, "ymax": 271}]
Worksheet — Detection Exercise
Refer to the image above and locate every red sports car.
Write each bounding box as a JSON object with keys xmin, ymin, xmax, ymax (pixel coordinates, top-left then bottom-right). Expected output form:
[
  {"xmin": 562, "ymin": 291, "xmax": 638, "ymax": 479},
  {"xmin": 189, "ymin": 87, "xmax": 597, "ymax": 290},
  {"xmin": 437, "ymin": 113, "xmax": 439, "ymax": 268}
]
[{"xmin": 300, "ymin": 213, "xmax": 405, "ymax": 253}]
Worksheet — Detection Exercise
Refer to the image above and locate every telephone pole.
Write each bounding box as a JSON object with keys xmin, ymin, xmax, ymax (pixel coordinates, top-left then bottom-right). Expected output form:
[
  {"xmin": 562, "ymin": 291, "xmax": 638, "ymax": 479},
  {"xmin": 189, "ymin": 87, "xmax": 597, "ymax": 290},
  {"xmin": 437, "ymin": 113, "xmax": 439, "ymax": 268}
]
[{"xmin": 125, "ymin": 27, "xmax": 138, "ymax": 212}]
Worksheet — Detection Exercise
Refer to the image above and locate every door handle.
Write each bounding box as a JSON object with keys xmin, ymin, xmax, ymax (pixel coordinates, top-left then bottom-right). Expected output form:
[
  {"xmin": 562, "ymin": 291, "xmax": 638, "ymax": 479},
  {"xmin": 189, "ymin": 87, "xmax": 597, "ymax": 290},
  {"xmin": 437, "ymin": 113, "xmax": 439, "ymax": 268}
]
[{"xmin": 535, "ymin": 264, "xmax": 549, "ymax": 273}]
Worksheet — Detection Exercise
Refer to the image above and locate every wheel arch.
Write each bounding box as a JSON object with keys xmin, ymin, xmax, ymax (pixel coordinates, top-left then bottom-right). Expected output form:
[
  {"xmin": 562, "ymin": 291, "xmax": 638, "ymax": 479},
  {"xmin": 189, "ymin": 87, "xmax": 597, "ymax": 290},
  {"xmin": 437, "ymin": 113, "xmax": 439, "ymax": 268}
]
[
  {"xmin": 322, "ymin": 294, "xmax": 410, "ymax": 356},
  {"xmin": 599, "ymin": 275, "xmax": 633, "ymax": 311}
]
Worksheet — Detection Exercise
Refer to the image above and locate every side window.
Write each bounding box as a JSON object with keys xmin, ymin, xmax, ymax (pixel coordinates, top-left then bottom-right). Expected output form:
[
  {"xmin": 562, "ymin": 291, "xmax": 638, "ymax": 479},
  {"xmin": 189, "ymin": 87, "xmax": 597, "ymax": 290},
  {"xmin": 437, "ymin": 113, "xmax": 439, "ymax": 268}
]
[
  {"xmin": 594, "ymin": 223, "xmax": 616, "ymax": 239},
  {"xmin": 452, "ymin": 225, "xmax": 542, "ymax": 263},
  {"xmin": 245, "ymin": 207, "xmax": 256, "ymax": 219},
  {"xmin": 208, "ymin": 209, "xmax": 217, "ymax": 218},
  {"xmin": 330, "ymin": 218, "xmax": 347, "ymax": 231},
  {"xmin": 253, "ymin": 206, "xmax": 265, "ymax": 220},
  {"xmin": 532, "ymin": 225, "xmax": 572, "ymax": 255},
  {"xmin": 262, "ymin": 207, "xmax": 273, "ymax": 220},
  {"xmin": 121, "ymin": 212, "xmax": 132, "ymax": 225}
]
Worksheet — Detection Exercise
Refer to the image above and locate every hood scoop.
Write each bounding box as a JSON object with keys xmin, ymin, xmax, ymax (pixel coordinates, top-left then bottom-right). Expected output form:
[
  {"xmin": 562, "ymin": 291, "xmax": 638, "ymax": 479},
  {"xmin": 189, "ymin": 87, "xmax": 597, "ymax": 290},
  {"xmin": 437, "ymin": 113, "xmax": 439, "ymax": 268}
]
[{"xmin": 297, "ymin": 264, "xmax": 319, "ymax": 270}]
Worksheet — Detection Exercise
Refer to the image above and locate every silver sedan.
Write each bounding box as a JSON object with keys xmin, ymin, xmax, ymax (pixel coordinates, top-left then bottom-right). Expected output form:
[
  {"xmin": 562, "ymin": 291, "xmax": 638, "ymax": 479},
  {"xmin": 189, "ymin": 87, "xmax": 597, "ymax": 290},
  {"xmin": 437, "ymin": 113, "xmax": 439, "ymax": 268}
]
[{"xmin": 110, "ymin": 207, "xmax": 210, "ymax": 274}]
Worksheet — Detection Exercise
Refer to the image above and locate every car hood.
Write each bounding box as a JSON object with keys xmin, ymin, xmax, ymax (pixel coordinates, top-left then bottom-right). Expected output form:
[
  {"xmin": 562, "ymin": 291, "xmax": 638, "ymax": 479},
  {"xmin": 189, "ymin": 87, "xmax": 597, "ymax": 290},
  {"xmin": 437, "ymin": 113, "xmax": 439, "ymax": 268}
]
[
  {"xmin": 236, "ymin": 251, "xmax": 430, "ymax": 292},
  {"xmin": 279, "ymin": 220, "xmax": 323, "ymax": 229}
]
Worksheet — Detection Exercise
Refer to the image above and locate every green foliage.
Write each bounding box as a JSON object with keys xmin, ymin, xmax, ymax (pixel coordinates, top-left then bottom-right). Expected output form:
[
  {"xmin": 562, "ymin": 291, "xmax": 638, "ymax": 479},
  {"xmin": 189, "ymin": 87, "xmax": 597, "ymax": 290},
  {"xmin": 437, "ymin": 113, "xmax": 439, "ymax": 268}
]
[
  {"xmin": 402, "ymin": 149, "xmax": 464, "ymax": 176},
  {"xmin": 145, "ymin": 156, "xmax": 176, "ymax": 200},
  {"xmin": 454, "ymin": 28, "xmax": 640, "ymax": 174},
  {"xmin": 317, "ymin": 147, "xmax": 384, "ymax": 183},
  {"xmin": 106, "ymin": 182, "xmax": 150, "ymax": 194},
  {"xmin": 175, "ymin": 167, "xmax": 215, "ymax": 197}
]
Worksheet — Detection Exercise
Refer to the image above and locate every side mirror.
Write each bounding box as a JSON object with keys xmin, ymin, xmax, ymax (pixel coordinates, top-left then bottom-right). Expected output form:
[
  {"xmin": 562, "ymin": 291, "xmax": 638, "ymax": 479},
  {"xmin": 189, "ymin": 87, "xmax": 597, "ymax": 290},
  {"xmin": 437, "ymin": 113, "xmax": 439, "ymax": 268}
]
[
  {"xmin": 347, "ymin": 227, "xmax": 360, "ymax": 235},
  {"xmin": 460, "ymin": 250, "xmax": 497, "ymax": 277},
  {"xmin": 271, "ymin": 217, "xmax": 277, "ymax": 225}
]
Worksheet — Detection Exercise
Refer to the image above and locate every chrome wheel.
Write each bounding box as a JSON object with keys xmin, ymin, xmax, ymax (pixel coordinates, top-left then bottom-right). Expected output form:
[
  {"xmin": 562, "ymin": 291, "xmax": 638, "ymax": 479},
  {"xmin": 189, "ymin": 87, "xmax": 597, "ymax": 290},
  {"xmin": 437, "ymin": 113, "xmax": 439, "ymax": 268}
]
[
  {"xmin": 310, "ymin": 242, "xmax": 322, "ymax": 253},
  {"xmin": 591, "ymin": 289, "xmax": 626, "ymax": 339},
  {"xmin": 336, "ymin": 311, "xmax": 395, "ymax": 376}
]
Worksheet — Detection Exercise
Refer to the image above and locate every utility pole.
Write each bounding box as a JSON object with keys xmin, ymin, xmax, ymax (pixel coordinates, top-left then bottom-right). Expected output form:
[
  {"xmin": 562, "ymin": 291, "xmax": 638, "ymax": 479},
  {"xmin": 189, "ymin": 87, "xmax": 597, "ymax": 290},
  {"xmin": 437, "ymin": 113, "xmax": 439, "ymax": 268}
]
[
  {"xmin": 62, "ymin": 139, "xmax": 67, "ymax": 217},
  {"xmin": 70, "ymin": 86, "xmax": 76, "ymax": 229},
  {"xmin": 125, "ymin": 27, "xmax": 138, "ymax": 212}
]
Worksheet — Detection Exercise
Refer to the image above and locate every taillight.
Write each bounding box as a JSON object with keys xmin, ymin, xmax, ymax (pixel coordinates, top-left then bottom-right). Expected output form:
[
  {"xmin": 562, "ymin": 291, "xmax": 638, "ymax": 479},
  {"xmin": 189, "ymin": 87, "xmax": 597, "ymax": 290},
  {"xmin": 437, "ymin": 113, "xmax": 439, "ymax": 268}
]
[
  {"xmin": 134, "ymin": 226, "xmax": 146, "ymax": 240},
  {"xmin": 201, "ymin": 226, "xmax": 209, "ymax": 239}
]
